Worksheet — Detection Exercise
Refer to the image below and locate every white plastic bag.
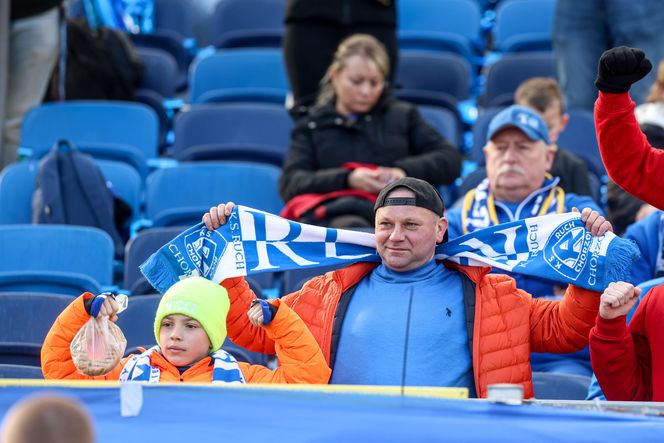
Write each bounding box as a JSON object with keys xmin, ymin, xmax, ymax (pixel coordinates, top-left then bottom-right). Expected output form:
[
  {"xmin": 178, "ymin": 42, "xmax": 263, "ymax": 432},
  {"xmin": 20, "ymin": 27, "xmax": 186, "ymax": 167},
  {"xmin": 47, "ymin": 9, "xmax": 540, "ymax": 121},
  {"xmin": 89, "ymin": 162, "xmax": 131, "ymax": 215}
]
[{"xmin": 70, "ymin": 295, "xmax": 128, "ymax": 376}]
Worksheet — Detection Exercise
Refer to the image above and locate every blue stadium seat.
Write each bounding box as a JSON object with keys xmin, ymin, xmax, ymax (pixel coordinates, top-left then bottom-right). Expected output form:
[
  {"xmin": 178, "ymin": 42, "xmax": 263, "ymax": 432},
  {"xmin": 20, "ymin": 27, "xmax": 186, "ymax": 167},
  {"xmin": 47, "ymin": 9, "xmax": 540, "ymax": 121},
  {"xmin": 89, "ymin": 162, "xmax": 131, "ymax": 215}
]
[
  {"xmin": 20, "ymin": 101, "xmax": 160, "ymax": 177},
  {"xmin": 395, "ymin": 51, "xmax": 471, "ymax": 120},
  {"xmin": 557, "ymin": 110, "xmax": 606, "ymax": 177},
  {"xmin": 154, "ymin": 0, "xmax": 196, "ymax": 42},
  {"xmin": 470, "ymin": 107, "xmax": 504, "ymax": 164},
  {"xmin": 143, "ymin": 162, "xmax": 284, "ymax": 229},
  {"xmin": 493, "ymin": 0, "xmax": 555, "ymax": 53},
  {"xmin": 124, "ymin": 226, "xmax": 274, "ymax": 296},
  {"xmin": 172, "ymin": 103, "xmax": 292, "ymax": 165},
  {"xmin": 0, "ymin": 292, "xmax": 72, "ymax": 366},
  {"xmin": 0, "ymin": 160, "xmax": 142, "ymax": 227},
  {"xmin": 532, "ymin": 371, "xmax": 592, "ymax": 400},
  {"xmin": 0, "ymin": 225, "xmax": 114, "ymax": 294},
  {"xmin": 637, "ymin": 276, "xmax": 664, "ymax": 295},
  {"xmin": 189, "ymin": 49, "xmax": 289, "ymax": 104},
  {"xmin": 211, "ymin": 0, "xmax": 285, "ymax": 49},
  {"xmin": 136, "ymin": 46, "xmax": 178, "ymax": 97},
  {"xmin": 116, "ymin": 294, "xmax": 162, "ymax": 350},
  {"xmin": 397, "ymin": 51, "xmax": 471, "ymax": 102},
  {"xmin": 482, "ymin": 52, "xmax": 556, "ymax": 108},
  {"xmin": 130, "ymin": 31, "xmax": 190, "ymax": 92},
  {"xmin": 0, "ymin": 364, "xmax": 43, "ymax": 379},
  {"xmin": 418, "ymin": 105, "xmax": 462, "ymax": 148},
  {"xmin": 398, "ymin": 0, "xmax": 483, "ymax": 66}
]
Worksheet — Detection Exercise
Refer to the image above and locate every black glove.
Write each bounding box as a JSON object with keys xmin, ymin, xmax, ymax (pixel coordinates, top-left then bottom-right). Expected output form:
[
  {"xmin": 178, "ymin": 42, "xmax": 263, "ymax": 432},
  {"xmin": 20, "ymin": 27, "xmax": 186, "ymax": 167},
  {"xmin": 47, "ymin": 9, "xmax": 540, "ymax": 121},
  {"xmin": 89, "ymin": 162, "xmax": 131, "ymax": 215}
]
[{"xmin": 595, "ymin": 46, "xmax": 652, "ymax": 93}]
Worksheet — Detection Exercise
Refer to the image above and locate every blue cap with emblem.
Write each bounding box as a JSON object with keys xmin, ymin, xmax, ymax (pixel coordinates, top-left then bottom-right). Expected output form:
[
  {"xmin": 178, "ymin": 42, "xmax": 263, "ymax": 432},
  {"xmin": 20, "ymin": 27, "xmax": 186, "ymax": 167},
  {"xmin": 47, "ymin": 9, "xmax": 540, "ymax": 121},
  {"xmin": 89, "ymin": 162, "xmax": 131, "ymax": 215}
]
[{"xmin": 487, "ymin": 105, "xmax": 550, "ymax": 144}]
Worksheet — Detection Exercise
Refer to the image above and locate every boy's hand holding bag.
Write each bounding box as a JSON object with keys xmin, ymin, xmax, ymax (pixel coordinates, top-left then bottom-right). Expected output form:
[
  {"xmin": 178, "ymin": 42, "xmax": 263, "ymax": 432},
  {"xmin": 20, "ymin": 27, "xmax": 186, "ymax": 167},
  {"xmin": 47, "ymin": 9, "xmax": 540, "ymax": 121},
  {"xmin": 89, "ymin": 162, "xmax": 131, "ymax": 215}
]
[{"xmin": 71, "ymin": 293, "xmax": 128, "ymax": 376}]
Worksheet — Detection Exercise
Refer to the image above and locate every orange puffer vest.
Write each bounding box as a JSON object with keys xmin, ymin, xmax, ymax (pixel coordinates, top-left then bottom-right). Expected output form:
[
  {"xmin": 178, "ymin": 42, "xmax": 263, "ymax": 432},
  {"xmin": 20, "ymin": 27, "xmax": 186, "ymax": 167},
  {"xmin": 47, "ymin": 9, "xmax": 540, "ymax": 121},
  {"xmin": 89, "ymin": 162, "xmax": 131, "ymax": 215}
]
[{"xmin": 224, "ymin": 262, "xmax": 599, "ymax": 398}]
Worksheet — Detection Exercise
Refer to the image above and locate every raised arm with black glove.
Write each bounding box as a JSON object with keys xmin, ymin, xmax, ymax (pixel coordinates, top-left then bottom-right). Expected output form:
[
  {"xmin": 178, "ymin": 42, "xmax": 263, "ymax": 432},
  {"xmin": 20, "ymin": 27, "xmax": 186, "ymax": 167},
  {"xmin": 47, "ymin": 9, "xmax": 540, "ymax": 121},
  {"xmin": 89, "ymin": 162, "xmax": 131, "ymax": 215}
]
[{"xmin": 595, "ymin": 46, "xmax": 652, "ymax": 94}]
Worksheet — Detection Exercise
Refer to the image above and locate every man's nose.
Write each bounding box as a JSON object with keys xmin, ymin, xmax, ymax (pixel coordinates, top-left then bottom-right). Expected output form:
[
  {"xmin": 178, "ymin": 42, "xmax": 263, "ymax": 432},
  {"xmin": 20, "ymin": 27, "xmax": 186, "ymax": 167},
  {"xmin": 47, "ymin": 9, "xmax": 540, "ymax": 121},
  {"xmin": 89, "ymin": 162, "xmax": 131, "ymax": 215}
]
[
  {"xmin": 389, "ymin": 224, "xmax": 405, "ymax": 241},
  {"xmin": 503, "ymin": 145, "xmax": 519, "ymax": 162}
]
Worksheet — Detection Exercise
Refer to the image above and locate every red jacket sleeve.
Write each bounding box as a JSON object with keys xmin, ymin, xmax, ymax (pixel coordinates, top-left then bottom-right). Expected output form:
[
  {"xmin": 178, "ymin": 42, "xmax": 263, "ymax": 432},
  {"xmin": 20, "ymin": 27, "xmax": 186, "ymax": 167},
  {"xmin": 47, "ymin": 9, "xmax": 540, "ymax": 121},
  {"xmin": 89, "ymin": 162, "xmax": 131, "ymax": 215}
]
[
  {"xmin": 589, "ymin": 290, "xmax": 657, "ymax": 401},
  {"xmin": 595, "ymin": 91, "xmax": 664, "ymax": 210}
]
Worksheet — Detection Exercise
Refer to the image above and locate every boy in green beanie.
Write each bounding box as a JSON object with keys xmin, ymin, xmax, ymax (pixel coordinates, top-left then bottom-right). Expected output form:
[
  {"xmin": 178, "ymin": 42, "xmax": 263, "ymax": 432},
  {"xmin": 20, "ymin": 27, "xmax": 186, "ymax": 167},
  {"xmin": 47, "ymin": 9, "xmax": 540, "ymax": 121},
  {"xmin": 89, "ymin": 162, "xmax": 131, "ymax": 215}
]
[{"xmin": 42, "ymin": 276, "xmax": 331, "ymax": 384}]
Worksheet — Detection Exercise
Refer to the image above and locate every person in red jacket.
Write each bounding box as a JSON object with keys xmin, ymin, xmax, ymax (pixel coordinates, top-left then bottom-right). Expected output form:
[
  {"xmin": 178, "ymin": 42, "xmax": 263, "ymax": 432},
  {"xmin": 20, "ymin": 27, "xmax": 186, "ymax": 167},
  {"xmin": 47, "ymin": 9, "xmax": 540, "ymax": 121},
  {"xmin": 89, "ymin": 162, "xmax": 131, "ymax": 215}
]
[
  {"xmin": 205, "ymin": 177, "xmax": 612, "ymax": 399},
  {"xmin": 594, "ymin": 46, "xmax": 664, "ymax": 210},
  {"xmin": 41, "ymin": 276, "xmax": 331, "ymax": 384},
  {"xmin": 589, "ymin": 281, "xmax": 664, "ymax": 401}
]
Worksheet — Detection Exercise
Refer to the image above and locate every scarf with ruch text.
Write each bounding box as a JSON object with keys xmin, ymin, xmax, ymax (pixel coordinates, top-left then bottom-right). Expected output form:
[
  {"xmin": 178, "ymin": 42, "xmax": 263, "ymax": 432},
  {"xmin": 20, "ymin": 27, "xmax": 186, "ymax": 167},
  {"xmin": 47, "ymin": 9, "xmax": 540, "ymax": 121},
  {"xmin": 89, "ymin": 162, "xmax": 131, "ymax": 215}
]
[{"xmin": 140, "ymin": 205, "xmax": 640, "ymax": 294}]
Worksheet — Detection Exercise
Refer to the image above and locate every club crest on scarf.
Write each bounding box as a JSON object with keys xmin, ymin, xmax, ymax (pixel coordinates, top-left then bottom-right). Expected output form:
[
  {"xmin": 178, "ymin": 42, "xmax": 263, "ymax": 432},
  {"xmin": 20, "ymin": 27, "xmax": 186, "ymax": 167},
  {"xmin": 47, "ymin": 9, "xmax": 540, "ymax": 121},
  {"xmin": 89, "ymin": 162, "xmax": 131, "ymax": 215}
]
[
  {"xmin": 184, "ymin": 230, "xmax": 227, "ymax": 278},
  {"xmin": 544, "ymin": 221, "xmax": 593, "ymax": 282}
]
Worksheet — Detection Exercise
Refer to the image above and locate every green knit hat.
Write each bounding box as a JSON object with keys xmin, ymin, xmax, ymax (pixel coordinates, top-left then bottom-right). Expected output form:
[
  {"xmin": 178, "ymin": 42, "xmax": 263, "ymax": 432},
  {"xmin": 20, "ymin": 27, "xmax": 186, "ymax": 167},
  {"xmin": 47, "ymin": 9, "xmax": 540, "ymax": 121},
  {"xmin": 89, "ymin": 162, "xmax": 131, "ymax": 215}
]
[{"xmin": 153, "ymin": 277, "xmax": 230, "ymax": 351}]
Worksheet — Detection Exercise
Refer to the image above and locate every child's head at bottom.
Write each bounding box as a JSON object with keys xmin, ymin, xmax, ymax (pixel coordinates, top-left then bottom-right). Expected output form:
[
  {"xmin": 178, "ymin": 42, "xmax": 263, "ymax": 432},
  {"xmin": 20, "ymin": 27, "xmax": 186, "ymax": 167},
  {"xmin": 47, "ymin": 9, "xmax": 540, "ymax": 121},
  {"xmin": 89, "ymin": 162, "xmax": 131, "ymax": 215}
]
[{"xmin": 153, "ymin": 276, "xmax": 230, "ymax": 367}]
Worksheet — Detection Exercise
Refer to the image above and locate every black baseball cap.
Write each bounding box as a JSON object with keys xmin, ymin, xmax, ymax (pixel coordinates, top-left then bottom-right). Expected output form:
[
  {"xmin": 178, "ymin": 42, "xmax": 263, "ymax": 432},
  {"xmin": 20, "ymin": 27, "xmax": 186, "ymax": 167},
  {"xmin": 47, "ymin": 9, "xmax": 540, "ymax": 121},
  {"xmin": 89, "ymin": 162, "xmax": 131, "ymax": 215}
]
[{"xmin": 374, "ymin": 177, "xmax": 445, "ymax": 216}]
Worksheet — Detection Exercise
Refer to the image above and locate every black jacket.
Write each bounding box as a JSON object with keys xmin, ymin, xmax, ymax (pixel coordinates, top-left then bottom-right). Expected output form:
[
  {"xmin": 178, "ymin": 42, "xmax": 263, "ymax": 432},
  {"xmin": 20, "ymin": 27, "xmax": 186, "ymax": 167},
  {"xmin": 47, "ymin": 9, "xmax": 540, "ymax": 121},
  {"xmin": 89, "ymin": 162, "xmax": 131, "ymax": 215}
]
[
  {"xmin": 10, "ymin": 0, "xmax": 61, "ymax": 21},
  {"xmin": 285, "ymin": 0, "xmax": 396, "ymax": 26},
  {"xmin": 550, "ymin": 147, "xmax": 593, "ymax": 197},
  {"xmin": 279, "ymin": 94, "xmax": 463, "ymax": 202}
]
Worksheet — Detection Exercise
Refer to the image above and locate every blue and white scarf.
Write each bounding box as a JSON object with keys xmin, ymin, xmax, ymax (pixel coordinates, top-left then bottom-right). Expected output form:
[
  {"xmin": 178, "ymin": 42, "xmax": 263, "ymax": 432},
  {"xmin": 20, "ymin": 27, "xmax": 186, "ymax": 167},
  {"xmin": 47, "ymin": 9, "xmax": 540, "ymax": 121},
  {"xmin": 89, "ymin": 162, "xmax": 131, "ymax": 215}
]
[
  {"xmin": 119, "ymin": 346, "xmax": 246, "ymax": 384},
  {"xmin": 461, "ymin": 175, "xmax": 565, "ymax": 234},
  {"xmin": 140, "ymin": 205, "xmax": 640, "ymax": 294}
]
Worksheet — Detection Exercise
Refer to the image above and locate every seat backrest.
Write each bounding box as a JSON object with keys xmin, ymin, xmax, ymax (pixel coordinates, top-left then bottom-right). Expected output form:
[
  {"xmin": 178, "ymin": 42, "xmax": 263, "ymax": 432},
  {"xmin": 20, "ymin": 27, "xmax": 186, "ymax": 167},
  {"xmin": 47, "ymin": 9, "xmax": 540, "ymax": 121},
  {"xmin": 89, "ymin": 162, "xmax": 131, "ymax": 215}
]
[
  {"xmin": 211, "ymin": 0, "xmax": 285, "ymax": 49},
  {"xmin": 189, "ymin": 49, "xmax": 289, "ymax": 103},
  {"xmin": 532, "ymin": 371, "xmax": 592, "ymax": 400},
  {"xmin": 397, "ymin": 51, "xmax": 471, "ymax": 101},
  {"xmin": 0, "ymin": 161, "xmax": 37, "ymax": 224},
  {"xmin": 21, "ymin": 101, "xmax": 159, "ymax": 160},
  {"xmin": 557, "ymin": 109, "xmax": 606, "ymax": 177},
  {"xmin": 637, "ymin": 276, "xmax": 664, "ymax": 295},
  {"xmin": 0, "ymin": 160, "xmax": 141, "ymax": 225},
  {"xmin": 0, "ymin": 225, "xmax": 114, "ymax": 287},
  {"xmin": 145, "ymin": 162, "xmax": 284, "ymax": 226},
  {"xmin": 471, "ymin": 107, "xmax": 505, "ymax": 164},
  {"xmin": 116, "ymin": 294, "xmax": 163, "ymax": 349},
  {"xmin": 124, "ymin": 227, "xmax": 188, "ymax": 293},
  {"xmin": 136, "ymin": 46, "xmax": 178, "ymax": 97},
  {"xmin": 0, "ymin": 292, "xmax": 73, "ymax": 343},
  {"xmin": 154, "ymin": 0, "xmax": 196, "ymax": 40},
  {"xmin": 418, "ymin": 105, "xmax": 462, "ymax": 147},
  {"xmin": 172, "ymin": 103, "xmax": 292, "ymax": 160},
  {"xmin": 0, "ymin": 364, "xmax": 43, "ymax": 379},
  {"xmin": 493, "ymin": 0, "xmax": 555, "ymax": 52},
  {"xmin": 398, "ymin": 0, "xmax": 482, "ymax": 45},
  {"xmin": 483, "ymin": 52, "xmax": 556, "ymax": 108}
]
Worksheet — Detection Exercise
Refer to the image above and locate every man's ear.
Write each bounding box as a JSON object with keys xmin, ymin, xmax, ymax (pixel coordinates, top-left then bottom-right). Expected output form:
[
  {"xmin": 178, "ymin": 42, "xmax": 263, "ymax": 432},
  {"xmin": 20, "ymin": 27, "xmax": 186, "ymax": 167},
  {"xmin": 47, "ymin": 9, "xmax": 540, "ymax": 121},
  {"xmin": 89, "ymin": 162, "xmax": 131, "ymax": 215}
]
[
  {"xmin": 560, "ymin": 113, "xmax": 570, "ymax": 132},
  {"xmin": 436, "ymin": 217, "xmax": 448, "ymax": 244}
]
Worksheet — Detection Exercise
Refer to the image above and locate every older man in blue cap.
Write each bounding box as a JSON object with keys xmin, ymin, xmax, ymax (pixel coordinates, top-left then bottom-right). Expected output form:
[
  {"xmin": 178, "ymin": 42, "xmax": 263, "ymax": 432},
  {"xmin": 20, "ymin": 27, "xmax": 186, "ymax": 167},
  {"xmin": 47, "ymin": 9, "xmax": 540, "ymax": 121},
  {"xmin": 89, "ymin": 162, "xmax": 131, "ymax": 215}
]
[{"xmin": 446, "ymin": 105, "xmax": 603, "ymax": 376}]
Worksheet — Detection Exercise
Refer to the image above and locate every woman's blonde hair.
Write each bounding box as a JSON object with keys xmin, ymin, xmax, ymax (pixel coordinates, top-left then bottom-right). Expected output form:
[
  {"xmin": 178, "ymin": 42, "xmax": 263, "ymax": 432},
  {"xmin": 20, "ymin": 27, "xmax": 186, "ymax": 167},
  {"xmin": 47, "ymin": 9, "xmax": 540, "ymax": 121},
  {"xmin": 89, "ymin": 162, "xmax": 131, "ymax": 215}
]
[
  {"xmin": 646, "ymin": 59, "xmax": 664, "ymax": 103},
  {"xmin": 316, "ymin": 34, "xmax": 390, "ymax": 106}
]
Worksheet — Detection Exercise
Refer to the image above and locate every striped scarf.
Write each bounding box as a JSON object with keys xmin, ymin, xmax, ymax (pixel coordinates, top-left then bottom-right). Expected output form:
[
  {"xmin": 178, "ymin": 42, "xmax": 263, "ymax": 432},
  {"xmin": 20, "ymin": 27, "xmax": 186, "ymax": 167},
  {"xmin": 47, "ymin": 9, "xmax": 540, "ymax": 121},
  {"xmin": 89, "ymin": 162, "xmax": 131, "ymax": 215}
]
[
  {"xmin": 141, "ymin": 205, "xmax": 640, "ymax": 294},
  {"xmin": 119, "ymin": 346, "xmax": 246, "ymax": 384}
]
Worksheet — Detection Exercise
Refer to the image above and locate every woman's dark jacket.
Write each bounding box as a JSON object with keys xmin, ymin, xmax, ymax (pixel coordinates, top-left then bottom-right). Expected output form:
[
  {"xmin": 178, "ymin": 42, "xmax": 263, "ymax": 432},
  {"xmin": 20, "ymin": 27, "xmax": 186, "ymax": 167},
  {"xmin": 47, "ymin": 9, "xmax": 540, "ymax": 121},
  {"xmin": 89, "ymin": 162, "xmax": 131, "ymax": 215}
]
[{"xmin": 279, "ymin": 94, "xmax": 462, "ymax": 202}]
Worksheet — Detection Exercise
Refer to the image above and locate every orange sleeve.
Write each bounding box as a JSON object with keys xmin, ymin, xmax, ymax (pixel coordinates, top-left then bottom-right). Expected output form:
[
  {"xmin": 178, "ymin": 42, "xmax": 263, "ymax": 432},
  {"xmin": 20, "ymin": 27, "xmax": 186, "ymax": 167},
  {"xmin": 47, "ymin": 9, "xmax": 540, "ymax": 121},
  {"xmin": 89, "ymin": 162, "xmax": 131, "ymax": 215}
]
[
  {"xmin": 223, "ymin": 277, "xmax": 277, "ymax": 355},
  {"xmin": 41, "ymin": 294, "xmax": 130, "ymax": 381},
  {"xmin": 238, "ymin": 299, "xmax": 331, "ymax": 384},
  {"xmin": 527, "ymin": 285, "xmax": 600, "ymax": 353}
]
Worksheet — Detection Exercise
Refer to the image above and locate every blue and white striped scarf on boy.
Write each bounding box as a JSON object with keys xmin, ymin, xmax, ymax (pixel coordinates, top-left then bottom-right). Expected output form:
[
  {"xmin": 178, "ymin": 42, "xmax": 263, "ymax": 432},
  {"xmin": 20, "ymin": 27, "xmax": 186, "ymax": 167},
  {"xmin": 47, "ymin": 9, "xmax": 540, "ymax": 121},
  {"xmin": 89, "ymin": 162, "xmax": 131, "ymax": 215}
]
[
  {"xmin": 119, "ymin": 346, "xmax": 246, "ymax": 384},
  {"xmin": 140, "ymin": 205, "xmax": 640, "ymax": 294}
]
